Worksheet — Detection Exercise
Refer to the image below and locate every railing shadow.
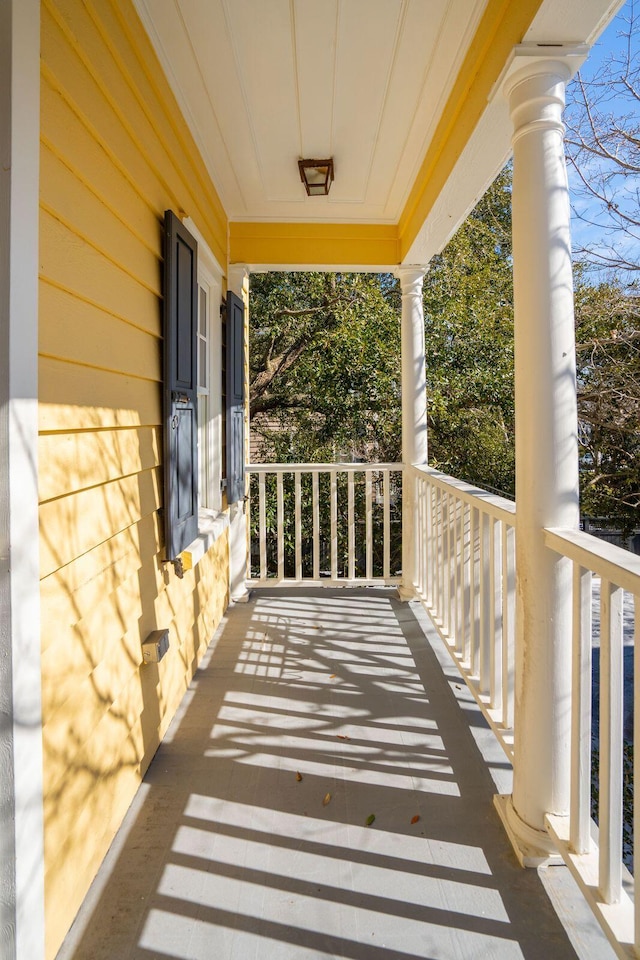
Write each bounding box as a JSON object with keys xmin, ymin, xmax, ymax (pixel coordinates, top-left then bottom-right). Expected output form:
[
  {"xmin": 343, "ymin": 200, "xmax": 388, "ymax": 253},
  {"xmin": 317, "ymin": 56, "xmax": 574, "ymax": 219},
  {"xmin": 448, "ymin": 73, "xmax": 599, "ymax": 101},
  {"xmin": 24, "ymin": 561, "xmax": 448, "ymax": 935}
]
[{"xmin": 56, "ymin": 588, "xmax": 580, "ymax": 960}]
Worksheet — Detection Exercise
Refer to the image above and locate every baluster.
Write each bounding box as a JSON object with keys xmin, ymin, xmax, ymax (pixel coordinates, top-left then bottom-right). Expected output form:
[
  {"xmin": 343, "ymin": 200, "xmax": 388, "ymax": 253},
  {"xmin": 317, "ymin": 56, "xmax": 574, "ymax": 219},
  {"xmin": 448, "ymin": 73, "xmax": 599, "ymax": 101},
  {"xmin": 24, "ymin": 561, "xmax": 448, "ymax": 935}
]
[
  {"xmin": 469, "ymin": 505, "xmax": 478, "ymax": 677},
  {"xmin": 330, "ymin": 470, "xmax": 338, "ymax": 580},
  {"xmin": 435, "ymin": 487, "xmax": 442, "ymax": 618},
  {"xmin": 312, "ymin": 473, "xmax": 320, "ymax": 580},
  {"xmin": 501, "ymin": 522, "xmax": 516, "ymax": 729},
  {"xmin": 599, "ymin": 579, "xmax": 623, "ymax": 904},
  {"xmin": 246, "ymin": 477, "xmax": 252, "ymax": 579},
  {"xmin": 383, "ymin": 470, "xmax": 390, "ymax": 579},
  {"xmin": 479, "ymin": 512, "xmax": 491, "ymax": 696},
  {"xmin": 277, "ymin": 471, "xmax": 284, "ymax": 581},
  {"xmin": 294, "ymin": 472, "xmax": 302, "ymax": 580},
  {"xmin": 419, "ymin": 478, "xmax": 427, "ymax": 596},
  {"xmin": 259, "ymin": 473, "xmax": 267, "ymax": 579},
  {"xmin": 435, "ymin": 485, "xmax": 440, "ymax": 606},
  {"xmin": 424, "ymin": 477, "xmax": 433, "ymax": 607},
  {"xmin": 570, "ymin": 563, "xmax": 592, "ymax": 854},
  {"xmin": 452, "ymin": 498, "xmax": 459, "ymax": 646},
  {"xmin": 414, "ymin": 476, "xmax": 421, "ymax": 593},
  {"xmin": 449, "ymin": 494, "xmax": 457, "ymax": 645},
  {"xmin": 442, "ymin": 491, "xmax": 450, "ymax": 634},
  {"xmin": 347, "ymin": 470, "xmax": 355, "ymax": 579},
  {"xmin": 366, "ymin": 470, "xmax": 373, "ymax": 580},
  {"xmin": 462, "ymin": 502, "xmax": 471, "ymax": 667},
  {"xmin": 489, "ymin": 517, "xmax": 503, "ymax": 712},
  {"xmin": 428, "ymin": 481, "xmax": 432, "ymax": 596},
  {"xmin": 455, "ymin": 498, "xmax": 463, "ymax": 656}
]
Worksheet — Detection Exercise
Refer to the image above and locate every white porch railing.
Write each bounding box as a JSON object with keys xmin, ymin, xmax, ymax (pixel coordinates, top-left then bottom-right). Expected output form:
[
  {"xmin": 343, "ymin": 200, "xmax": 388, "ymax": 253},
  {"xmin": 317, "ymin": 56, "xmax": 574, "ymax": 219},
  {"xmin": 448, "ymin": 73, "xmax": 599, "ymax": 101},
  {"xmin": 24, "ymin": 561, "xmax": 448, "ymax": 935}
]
[
  {"xmin": 410, "ymin": 465, "xmax": 517, "ymax": 755},
  {"xmin": 246, "ymin": 463, "xmax": 402, "ymax": 585},
  {"xmin": 246, "ymin": 458, "xmax": 640, "ymax": 957},
  {"xmin": 408, "ymin": 465, "xmax": 639, "ymax": 959},
  {"xmin": 542, "ymin": 527, "xmax": 640, "ymax": 958}
]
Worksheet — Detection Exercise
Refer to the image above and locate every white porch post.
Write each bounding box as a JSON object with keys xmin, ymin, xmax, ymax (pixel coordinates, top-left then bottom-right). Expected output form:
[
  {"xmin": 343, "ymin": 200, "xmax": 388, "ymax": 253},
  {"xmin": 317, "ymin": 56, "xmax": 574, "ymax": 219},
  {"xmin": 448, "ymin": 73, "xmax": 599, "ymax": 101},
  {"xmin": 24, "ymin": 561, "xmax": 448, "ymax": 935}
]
[
  {"xmin": 396, "ymin": 266, "xmax": 428, "ymax": 601},
  {"xmin": 496, "ymin": 48, "xmax": 583, "ymax": 864},
  {"xmin": 0, "ymin": 1, "xmax": 45, "ymax": 958},
  {"xmin": 227, "ymin": 263, "xmax": 251, "ymax": 602}
]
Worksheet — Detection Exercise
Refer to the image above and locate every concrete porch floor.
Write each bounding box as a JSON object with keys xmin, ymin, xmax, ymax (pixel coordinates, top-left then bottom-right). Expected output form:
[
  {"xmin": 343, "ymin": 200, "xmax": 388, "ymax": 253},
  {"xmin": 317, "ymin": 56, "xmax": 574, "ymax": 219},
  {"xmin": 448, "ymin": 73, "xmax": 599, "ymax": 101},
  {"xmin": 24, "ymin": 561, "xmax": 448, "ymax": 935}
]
[{"xmin": 56, "ymin": 588, "xmax": 616, "ymax": 960}]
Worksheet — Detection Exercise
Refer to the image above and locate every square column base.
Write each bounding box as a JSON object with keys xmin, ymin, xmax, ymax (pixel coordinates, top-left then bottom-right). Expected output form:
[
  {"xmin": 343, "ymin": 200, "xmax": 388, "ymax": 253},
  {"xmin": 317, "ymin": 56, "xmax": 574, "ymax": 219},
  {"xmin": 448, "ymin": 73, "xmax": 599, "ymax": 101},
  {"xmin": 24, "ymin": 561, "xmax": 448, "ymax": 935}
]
[
  {"xmin": 494, "ymin": 794, "xmax": 564, "ymax": 868},
  {"xmin": 396, "ymin": 584, "xmax": 418, "ymax": 602},
  {"xmin": 231, "ymin": 588, "xmax": 252, "ymax": 604}
]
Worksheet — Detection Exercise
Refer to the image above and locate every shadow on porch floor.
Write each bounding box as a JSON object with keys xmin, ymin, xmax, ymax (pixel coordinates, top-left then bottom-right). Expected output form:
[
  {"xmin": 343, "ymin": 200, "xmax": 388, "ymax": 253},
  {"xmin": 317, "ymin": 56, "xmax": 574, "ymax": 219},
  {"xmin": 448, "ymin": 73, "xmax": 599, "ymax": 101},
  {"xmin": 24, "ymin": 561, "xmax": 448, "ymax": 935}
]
[{"xmin": 56, "ymin": 588, "xmax": 614, "ymax": 960}]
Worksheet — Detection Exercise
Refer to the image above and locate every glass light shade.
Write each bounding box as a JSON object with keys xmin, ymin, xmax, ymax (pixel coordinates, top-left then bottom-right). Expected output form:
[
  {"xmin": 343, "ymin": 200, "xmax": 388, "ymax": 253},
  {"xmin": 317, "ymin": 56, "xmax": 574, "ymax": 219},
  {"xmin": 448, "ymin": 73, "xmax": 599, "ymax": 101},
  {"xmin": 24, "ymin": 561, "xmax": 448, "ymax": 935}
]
[{"xmin": 298, "ymin": 158, "xmax": 334, "ymax": 196}]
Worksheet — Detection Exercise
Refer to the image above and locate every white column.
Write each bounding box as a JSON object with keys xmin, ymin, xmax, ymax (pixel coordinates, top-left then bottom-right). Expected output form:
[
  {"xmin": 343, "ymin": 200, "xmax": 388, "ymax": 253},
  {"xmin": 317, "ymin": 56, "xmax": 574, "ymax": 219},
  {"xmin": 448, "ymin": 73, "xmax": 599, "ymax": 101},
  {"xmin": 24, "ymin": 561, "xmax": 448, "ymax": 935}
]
[
  {"xmin": 495, "ymin": 49, "xmax": 582, "ymax": 864},
  {"xmin": 227, "ymin": 263, "xmax": 251, "ymax": 601},
  {"xmin": 396, "ymin": 266, "xmax": 428, "ymax": 601},
  {"xmin": 0, "ymin": 1, "xmax": 45, "ymax": 958}
]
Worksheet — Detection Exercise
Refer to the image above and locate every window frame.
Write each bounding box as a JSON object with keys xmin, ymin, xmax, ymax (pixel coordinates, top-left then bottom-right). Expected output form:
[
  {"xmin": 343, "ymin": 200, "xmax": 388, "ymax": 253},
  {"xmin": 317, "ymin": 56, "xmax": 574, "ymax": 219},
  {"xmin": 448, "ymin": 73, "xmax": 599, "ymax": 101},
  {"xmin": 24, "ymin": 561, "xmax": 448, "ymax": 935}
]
[
  {"xmin": 196, "ymin": 268, "xmax": 222, "ymax": 512},
  {"xmin": 181, "ymin": 217, "xmax": 228, "ymax": 565}
]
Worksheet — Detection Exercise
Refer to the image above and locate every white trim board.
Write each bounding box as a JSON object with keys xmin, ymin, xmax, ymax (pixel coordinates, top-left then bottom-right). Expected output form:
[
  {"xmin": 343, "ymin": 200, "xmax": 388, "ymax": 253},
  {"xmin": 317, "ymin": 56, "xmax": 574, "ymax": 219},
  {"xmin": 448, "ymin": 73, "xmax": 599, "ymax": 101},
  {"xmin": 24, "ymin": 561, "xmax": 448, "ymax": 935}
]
[{"xmin": 0, "ymin": 2, "xmax": 45, "ymax": 959}]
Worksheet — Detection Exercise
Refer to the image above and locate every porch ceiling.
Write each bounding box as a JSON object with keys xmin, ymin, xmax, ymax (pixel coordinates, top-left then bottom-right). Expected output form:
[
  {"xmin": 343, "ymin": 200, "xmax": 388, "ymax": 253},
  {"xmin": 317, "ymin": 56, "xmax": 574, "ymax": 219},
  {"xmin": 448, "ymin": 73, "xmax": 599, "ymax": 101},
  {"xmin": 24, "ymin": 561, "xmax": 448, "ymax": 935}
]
[{"xmin": 134, "ymin": 0, "xmax": 621, "ymax": 265}]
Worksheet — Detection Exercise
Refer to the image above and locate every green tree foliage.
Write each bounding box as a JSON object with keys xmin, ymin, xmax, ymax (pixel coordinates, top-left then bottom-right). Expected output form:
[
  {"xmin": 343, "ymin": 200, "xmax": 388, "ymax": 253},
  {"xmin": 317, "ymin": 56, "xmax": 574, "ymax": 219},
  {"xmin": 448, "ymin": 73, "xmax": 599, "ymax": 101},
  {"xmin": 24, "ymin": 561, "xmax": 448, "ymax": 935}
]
[
  {"xmin": 249, "ymin": 172, "xmax": 516, "ymax": 483},
  {"xmin": 563, "ymin": 3, "xmax": 640, "ymax": 530},
  {"xmin": 574, "ymin": 271, "xmax": 640, "ymax": 530},
  {"xmin": 422, "ymin": 165, "xmax": 515, "ymax": 496},
  {"xmin": 249, "ymin": 271, "xmax": 401, "ymax": 463},
  {"xmin": 248, "ymin": 273, "xmax": 403, "ymax": 577},
  {"xmin": 248, "ymin": 165, "xmax": 638, "ymax": 530}
]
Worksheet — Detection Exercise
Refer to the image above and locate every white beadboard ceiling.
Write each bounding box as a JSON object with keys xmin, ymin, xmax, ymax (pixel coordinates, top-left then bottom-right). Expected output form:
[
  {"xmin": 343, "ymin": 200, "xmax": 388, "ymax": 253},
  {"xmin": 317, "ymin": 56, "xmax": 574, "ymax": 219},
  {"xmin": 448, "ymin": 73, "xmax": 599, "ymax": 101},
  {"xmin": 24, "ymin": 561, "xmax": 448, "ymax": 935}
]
[
  {"xmin": 134, "ymin": 0, "xmax": 622, "ymax": 241},
  {"xmin": 133, "ymin": 0, "xmax": 490, "ymax": 223}
]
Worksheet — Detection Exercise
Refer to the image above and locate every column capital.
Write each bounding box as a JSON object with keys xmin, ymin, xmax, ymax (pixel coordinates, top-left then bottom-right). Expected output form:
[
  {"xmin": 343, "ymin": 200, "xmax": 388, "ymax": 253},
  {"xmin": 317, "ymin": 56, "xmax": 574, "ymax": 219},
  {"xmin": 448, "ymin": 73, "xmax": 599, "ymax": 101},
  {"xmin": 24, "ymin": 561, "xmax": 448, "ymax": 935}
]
[
  {"xmin": 227, "ymin": 262, "xmax": 250, "ymax": 297},
  {"xmin": 493, "ymin": 42, "xmax": 588, "ymax": 103},
  {"xmin": 494, "ymin": 44, "xmax": 587, "ymax": 148},
  {"xmin": 395, "ymin": 264, "xmax": 427, "ymax": 297}
]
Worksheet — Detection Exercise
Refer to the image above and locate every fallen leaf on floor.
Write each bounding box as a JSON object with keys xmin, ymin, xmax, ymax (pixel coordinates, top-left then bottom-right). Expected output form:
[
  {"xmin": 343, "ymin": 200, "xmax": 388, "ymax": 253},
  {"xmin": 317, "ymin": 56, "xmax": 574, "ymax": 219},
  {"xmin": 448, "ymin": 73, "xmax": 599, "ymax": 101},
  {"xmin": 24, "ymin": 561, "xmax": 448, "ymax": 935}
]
[
  {"xmin": 296, "ymin": 772, "xmax": 303, "ymax": 782},
  {"xmin": 411, "ymin": 815, "xmax": 420, "ymax": 824},
  {"xmin": 323, "ymin": 793, "xmax": 331, "ymax": 806},
  {"xmin": 337, "ymin": 734, "xmax": 350, "ymax": 741},
  {"xmin": 365, "ymin": 814, "xmax": 376, "ymax": 827}
]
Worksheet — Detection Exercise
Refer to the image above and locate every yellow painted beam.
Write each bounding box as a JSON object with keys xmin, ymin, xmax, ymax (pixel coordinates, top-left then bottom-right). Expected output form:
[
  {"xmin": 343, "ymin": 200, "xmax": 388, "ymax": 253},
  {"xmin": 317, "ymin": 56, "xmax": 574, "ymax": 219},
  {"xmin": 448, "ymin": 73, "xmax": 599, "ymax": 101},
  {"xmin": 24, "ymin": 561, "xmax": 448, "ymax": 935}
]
[
  {"xmin": 398, "ymin": 0, "xmax": 543, "ymax": 260},
  {"xmin": 229, "ymin": 221, "xmax": 399, "ymax": 267}
]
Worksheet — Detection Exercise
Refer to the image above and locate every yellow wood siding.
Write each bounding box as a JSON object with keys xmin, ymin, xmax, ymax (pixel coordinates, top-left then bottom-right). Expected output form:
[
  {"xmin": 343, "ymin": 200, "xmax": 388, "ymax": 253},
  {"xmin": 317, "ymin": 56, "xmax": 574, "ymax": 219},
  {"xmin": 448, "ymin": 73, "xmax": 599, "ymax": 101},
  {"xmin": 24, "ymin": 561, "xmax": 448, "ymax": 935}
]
[{"xmin": 39, "ymin": 2, "xmax": 229, "ymax": 956}]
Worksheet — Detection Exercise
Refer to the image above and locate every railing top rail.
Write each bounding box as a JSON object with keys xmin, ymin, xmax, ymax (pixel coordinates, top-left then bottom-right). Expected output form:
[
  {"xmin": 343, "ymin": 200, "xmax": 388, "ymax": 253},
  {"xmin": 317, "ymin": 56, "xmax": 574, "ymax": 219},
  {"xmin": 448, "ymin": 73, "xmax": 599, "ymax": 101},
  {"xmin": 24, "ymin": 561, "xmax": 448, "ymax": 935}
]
[
  {"xmin": 545, "ymin": 526, "xmax": 640, "ymax": 595},
  {"xmin": 246, "ymin": 462, "xmax": 403, "ymax": 474},
  {"xmin": 411, "ymin": 464, "xmax": 516, "ymax": 522}
]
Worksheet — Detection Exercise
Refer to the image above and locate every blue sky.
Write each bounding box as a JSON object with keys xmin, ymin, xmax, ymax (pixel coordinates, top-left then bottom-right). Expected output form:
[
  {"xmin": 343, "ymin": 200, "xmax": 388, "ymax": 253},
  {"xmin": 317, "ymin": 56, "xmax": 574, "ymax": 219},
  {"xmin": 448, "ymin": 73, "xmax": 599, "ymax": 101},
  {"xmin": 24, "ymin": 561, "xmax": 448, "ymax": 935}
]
[
  {"xmin": 579, "ymin": 0, "xmax": 630, "ymax": 77},
  {"xmin": 566, "ymin": 0, "xmax": 639, "ymax": 273}
]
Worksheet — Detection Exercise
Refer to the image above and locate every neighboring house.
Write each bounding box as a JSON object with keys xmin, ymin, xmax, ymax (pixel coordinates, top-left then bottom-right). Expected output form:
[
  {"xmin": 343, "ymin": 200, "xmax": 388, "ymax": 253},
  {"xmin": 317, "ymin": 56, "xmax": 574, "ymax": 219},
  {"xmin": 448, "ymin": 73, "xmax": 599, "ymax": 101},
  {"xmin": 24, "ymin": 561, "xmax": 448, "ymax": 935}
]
[
  {"xmin": 1, "ymin": 2, "xmax": 630, "ymax": 959},
  {"xmin": 249, "ymin": 412, "xmax": 285, "ymax": 463}
]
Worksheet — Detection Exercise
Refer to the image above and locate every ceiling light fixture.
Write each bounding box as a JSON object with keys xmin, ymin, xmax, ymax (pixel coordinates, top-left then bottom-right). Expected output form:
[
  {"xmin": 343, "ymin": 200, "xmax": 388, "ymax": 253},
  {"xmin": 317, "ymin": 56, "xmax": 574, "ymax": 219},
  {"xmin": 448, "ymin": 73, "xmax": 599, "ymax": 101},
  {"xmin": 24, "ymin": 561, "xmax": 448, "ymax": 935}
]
[{"xmin": 298, "ymin": 158, "xmax": 334, "ymax": 196}]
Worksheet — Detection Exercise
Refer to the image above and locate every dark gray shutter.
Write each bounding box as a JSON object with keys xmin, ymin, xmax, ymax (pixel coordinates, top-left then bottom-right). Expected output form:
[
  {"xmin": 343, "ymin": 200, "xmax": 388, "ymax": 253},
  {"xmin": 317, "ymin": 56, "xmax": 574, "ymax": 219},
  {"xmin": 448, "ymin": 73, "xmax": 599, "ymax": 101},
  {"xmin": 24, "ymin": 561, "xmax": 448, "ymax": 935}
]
[
  {"xmin": 163, "ymin": 210, "xmax": 198, "ymax": 560},
  {"xmin": 226, "ymin": 290, "xmax": 245, "ymax": 504}
]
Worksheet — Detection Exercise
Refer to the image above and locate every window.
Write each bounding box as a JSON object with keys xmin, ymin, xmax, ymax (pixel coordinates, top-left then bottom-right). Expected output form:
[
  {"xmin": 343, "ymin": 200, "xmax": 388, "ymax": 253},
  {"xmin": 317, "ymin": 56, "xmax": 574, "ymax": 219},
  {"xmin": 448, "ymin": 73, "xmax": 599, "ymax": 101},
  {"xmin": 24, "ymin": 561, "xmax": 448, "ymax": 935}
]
[
  {"xmin": 163, "ymin": 211, "xmax": 227, "ymax": 572},
  {"xmin": 163, "ymin": 211, "xmax": 198, "ymax": 562},
  {"xmin": 182, "ymin": 217, "xmax": 223, "ymax": 517},
  {"xmin": 196, "ymin": 265, "xmax": 223, "ymax": 512}
]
